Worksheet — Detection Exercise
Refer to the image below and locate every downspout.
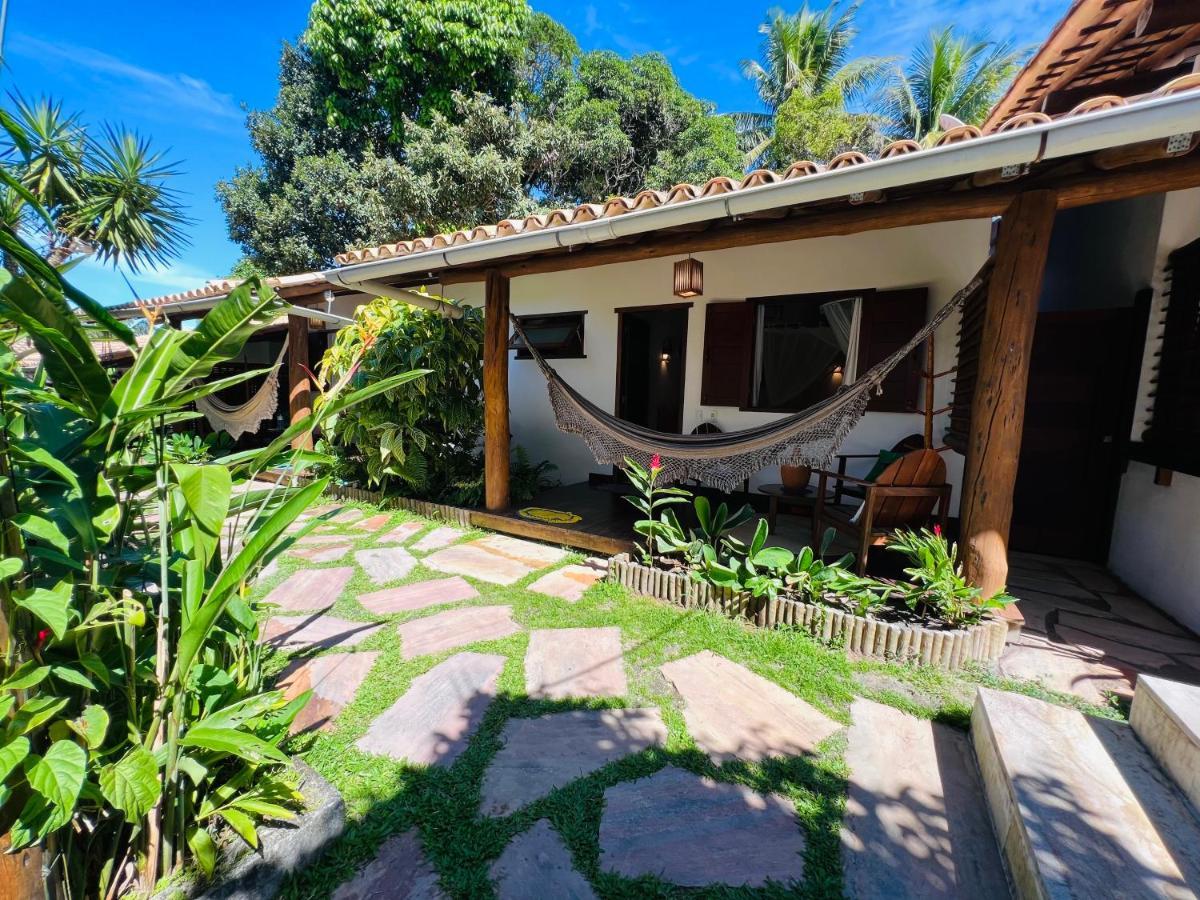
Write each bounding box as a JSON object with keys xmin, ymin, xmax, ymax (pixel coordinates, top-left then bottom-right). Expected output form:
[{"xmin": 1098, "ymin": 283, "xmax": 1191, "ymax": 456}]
[{"xmin": 357, "ymin": 279, "xmax": 465, "ymax": 319}]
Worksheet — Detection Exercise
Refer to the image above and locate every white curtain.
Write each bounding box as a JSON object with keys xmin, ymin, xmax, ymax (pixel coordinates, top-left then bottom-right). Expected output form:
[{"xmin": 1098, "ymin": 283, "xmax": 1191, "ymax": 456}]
[{"xmin": 821, "ymin": 295, "xmax": 862, "ymax": 382}]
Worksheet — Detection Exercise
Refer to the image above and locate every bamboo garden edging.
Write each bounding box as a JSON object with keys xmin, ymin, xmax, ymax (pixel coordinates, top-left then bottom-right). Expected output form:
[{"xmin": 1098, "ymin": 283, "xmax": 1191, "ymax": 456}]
[{"xmin": 607, "ymin": 553, "xmax": 1007, "ymax": 670}]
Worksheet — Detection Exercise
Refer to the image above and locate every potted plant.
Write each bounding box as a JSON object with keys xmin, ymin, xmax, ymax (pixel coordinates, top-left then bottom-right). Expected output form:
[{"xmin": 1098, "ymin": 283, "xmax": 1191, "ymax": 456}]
[{"xmin": 780, "ymin": 464, "xmax": 811, "ymax": 491}]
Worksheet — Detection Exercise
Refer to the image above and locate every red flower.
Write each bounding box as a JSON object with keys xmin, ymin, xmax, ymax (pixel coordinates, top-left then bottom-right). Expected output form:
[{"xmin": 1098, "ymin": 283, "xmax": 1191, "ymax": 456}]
[
  {"xmin": 649, "ymin": 454, "xmax": 662, "ymax": 472},
  {"xmin": 34, "ymin": 629, "xmax": 50, "ymax": 651},
  {"xmin": 933, "ymin": 524, "xmax": 942, "ymax": 538}
]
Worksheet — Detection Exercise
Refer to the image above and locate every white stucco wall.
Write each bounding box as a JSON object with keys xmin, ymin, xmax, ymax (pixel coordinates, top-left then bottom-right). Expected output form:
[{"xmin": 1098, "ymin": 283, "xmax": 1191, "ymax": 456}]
[
  {"xmin": 447, "ymin": 218, "xmax": 993, "ymax": 511},
  {"xmin": 1109, "ymin": 188, "xmax": 1200, "ymax": 633}
]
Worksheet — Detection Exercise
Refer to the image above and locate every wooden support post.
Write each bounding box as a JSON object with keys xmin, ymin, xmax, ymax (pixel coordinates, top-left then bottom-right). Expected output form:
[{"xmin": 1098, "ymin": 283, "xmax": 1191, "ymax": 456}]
[
  {"xmin": 960, "ymin": 190, "xmax": 1057, "ymax": 599},
  {"xmin": 484, "ymin": 270, "xmax": 511, "ymax": 511},
  {"xmin": 287, "ymin": 313, "xmax": 313, "ymax": 451}
]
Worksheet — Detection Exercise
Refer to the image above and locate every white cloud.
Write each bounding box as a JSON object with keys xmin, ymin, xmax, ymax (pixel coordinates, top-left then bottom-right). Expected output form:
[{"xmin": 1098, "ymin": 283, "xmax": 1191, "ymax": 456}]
[
  {"xmin": 77, "ymin": 257, "xmax": 220, "ymax": 295},
  {"xmin": 11, "ymin": 34, "xmax": 242, "ymax": 131}
]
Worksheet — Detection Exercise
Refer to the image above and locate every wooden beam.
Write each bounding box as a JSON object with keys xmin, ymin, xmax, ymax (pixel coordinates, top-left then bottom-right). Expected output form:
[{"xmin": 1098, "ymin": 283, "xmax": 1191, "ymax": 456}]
[
  {"xmin": 430, "ymin": 152, "xmax": 1200, "ymax": 286},
  {"xmin": 287, "ymin": 313, "xmax": 313, "ymax": 451},
  {"xmin": 1137, "ymin": 22, "xmax": 1200, "ymax": 71},
  {"xmin": 1042, "ymin": 60, "xmax": 1192, "ymax": 114},
  {"xmin": 484, "ymin": 270, "xmax": 511, "ymax": 511},
  {"xmin": 1137, "ymin": 0, "xmax": 1198, "ymax": 36},
  {"xmin": 960, "ymin": 191, "xmax": 1058, "ymax": 600}
]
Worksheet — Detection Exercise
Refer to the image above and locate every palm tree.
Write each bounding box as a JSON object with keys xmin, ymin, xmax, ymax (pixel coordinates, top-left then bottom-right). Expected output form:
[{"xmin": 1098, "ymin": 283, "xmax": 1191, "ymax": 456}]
[
  {"xmin": 882, "ymin": 28, "xmax": 1027, "ymax": 144},
  {"xmin": 735, "ymin": 1, "xmax": 890, "ymax": 167},
  {"xmin": 2, "ymin": 95, "xmax": 189, "ymax": 272}
]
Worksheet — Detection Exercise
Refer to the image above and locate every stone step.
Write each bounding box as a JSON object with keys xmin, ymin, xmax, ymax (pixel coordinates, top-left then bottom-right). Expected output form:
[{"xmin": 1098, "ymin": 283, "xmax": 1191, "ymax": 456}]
[
  {"xmin": 841, "ymin": 699, "xmax": 1009, "ymax": 899},
  {"xmin": 972, "ymin": 687, "xmax": 1200, "ymax": 899},
  {"xmin": 1131, "ymin": 675, "xmax": 1200, "ymax": 815}
]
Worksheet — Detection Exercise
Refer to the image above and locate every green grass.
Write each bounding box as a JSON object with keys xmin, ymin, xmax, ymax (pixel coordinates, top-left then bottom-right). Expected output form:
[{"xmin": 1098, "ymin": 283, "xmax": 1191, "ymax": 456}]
[{"xmin": 252, "ymin": 501, "xmax": 1123, "ymax": 899}]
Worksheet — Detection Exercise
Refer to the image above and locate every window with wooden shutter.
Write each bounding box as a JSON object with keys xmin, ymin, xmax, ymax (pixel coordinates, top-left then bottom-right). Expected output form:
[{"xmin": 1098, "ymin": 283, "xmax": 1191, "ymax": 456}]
[
  {"xmin": 700, "ymin": 301, "xmax": 753, "ymax": 407},
  {"xmin": 857, "ymin": 288, "xmax": 928, "ymax": 413},
  {"xmin": 1138, "ymin": 237, "xmax": 1200, "ymax": 475},
  {"xmin": 944, "ymin": 276, "xmax": 989, "ymax": 453}
]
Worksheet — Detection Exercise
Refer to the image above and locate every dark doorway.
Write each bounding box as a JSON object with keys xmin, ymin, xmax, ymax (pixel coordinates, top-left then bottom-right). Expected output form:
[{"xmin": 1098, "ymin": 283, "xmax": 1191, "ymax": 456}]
[
  {"xmin": 616, "ymin": 305, "xmax": 689, "ymax": 433},
  {"xmin": 1009, "ymin": 308, "xmax": 1143, "ymax": 561}
]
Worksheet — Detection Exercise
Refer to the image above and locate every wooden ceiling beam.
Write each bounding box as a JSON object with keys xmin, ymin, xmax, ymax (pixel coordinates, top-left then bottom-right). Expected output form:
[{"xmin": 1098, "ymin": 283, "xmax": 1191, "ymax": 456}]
[
  {"xmin": 1137, "ymin": 22, "xmax": 1200, "ymax": 71},
  {"xmin": 1136, "ymin": 0, "xmax": 1199, "ymax": 36},
  {"xmin": 1042, "ymin": 59, "xmax": 1192, "ymax": 112}
]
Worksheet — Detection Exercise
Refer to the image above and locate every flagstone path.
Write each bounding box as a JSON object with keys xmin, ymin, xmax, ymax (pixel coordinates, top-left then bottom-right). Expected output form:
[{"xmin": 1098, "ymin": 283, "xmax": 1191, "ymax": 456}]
[
  {"xmin": 525, "ymin": 627, "xmax": 626, "ymax": 699},
  {"xmin": 261, "ymin": 507, "xmax": 1039, "ymax": 896},
  {"xmin": 598, "ymin": 766, "xmax": 807, "ymax": 887},
  {"xmin": 356, "ymin": 652, "xmax": 506, "ymax": 766},
  {"xmin": 397, "ymin": 605, "xmax": 520, "ymax": 659},
  {"xmin": 479, "ymin": 708, "xmax": 667, "ymax": 817},
  {"xmin": 264, "ymin": 567, "xmax": 354, "ymax": 612},
  {"xmin": 288, "ymin": 542, "xmax": 353, "ymax": 563},
  {"xmin": 660, "ymin": 650, "xmax": 841, "ymax": 763}
]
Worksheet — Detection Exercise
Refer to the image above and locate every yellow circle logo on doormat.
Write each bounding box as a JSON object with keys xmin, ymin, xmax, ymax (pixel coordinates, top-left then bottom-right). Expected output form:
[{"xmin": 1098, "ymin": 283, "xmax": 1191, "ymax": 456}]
[{"xmin": 518, "ymin": 507, "xmax": 582, "ymax": 525}]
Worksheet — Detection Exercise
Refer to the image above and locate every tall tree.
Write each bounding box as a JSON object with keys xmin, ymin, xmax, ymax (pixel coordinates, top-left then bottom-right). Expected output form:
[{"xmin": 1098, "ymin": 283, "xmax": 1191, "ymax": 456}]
[
  {"xmin": 1, "ymin": 96, "xmax": 188, "ymax": 271},
  {"xmin": 882, "ymin": 28, "xmax": 1026, "ymax": 143},
  {"xmin": 305, "ymin": 0, "xmax": 529, "ymax": 141},
  {"xmin": 736, "ymin": 2, "xmax": 889, "ymax": 166}
]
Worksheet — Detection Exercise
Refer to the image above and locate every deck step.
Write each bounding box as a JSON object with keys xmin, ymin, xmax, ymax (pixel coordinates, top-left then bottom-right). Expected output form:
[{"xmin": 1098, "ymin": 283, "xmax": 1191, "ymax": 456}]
[
  {"xmin": 1132, "ymin": 675, "xmax": 1200, "ymax": 815},
  {"xmin": 972, "ymin": 687, "xmax": 1200, "ymax": 899}
]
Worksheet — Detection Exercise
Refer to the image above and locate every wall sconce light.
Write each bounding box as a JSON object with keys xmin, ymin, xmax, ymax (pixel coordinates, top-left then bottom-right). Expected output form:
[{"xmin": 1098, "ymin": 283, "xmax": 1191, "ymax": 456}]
[
  {"xmin": 673, "ymin": 255, "xmax": 703, "ymax": 298},
  {"xmin": 660, "ymin": 338, "xmax": 673, "ymax": 363}
]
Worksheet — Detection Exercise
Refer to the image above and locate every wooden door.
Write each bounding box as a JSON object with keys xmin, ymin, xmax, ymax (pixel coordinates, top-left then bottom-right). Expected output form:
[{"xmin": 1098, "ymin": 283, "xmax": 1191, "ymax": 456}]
[{"xmin": 1009, "ymin": 309, "xmax": 1139, "ymax": 561}]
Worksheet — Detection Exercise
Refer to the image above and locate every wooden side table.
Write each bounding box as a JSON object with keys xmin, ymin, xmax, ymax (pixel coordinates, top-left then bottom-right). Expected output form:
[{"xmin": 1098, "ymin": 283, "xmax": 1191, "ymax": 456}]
[{"xmin": 758, "ymin": 483, "xmax": 818, "ymax": 531}]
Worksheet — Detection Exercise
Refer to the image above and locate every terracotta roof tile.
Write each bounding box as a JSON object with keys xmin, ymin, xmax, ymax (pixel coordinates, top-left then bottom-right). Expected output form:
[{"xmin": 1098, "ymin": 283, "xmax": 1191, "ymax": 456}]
[{"xmin": 331, "ymin": 75, "xmax": 1197, "ymax": 269}]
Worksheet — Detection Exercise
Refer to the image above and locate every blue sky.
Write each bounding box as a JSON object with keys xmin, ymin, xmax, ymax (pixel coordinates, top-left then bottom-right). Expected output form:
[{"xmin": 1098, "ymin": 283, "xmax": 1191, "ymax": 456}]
[{"xmin": 5, "ymin": 0, "xmax": 1063, "ymax": 305}]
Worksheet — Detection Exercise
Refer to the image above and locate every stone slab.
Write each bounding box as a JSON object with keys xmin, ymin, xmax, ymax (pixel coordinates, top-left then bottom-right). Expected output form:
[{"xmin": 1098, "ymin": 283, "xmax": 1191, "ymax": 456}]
[
  {"xmin": 480, "ymin": 709, "xmax": 666, "ymax": 817},
  {"xmin": 398, "ymin": 606, "xmax": 520, "ymax": 659},
  {"xmin": 329, "ymin": 508, "xmax": 365, "ymax": 524},
  {"xmin": 277, "ymin": 652, "xmax": 380, "ymax": 734},
  {"xmin": 331, "ymin": 829, "xmax": 445, "ymax": 900},
  {"xmin": 598, "ymin": 766, "xmax": 805, "ymax": 887},
  {"xmin": 288, "ymin": 543, "xmax": 352, "ymax": 563},
  {"xmin": 411, "ymin": 526, "xmax": 464, "ymax": 552},
  {"xmin": 527, "ymin": 565, "xmax": 603, "ymax": 602},
  {"xmin": 491, "ymin": 820, "xmax": 596, "ymax": 900},
  {"xmin": 352, "ymin": 513, "xmax": 392, "ymax": 533},
  {"xmin": 660, "ymin": 650, "xmax": 841, "ymax": 762},
  {"xmin": 359, "ymin": 577, "xmax": 479, "ymax": 615},
  {"xmin": 999, "ymin": 631, "xmax": 1133, "ymax": 703},
  {"xmin": 263, "ymin": 567, "xmax": 354, "ymax": 612},
  {"xmin": 1131, "ymin": 675, "xmax": 1200, "ymax": 814},
  {"xmin": 525, "ymin": 628, "xmax": 626, "ymax": 699},
  {"xmin": 356, "ymin": 652, "xmax": 505, "ymax": 766},
  {"xmin": 262, "ymin": 615, "xmax": 382, "ymax": 652},
  {"xmin": 356, "ymin": 546, "xmax": 417, "ymax": 584},
  {"xmin": 841, "ymin": 699, "xmax": 1008, "ymax": 899},
  {"xmin": 423, "ymin": 544, "xmax": 533, "ymax": 586},
  {"xmin": 1053, "ymin": 623, "xmax": 1174, "ymax": 671},
  {"xmin": 379, "ymin": 522, "xmax": 425, "ymax": 544},
  {"xmin": 296, "ymin": 533, "xmax": 356, "ymax": 547},
  {"xmin": 973, "ymin": 687, "xmax": 1200, "ymax": 900},
  {"xmin": 1059, "ymin": 612, "xmax": 1200, "ymax": 657},
  {"xmin": 474, "ymin": 533, "xmax": 567, "ymax": 568}
]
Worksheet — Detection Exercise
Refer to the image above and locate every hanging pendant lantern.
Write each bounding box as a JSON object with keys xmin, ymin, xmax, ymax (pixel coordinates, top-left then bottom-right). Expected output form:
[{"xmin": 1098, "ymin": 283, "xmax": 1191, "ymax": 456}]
[{"xmin": 673, "ymin": 255, "xmax": 703, "ymax": 298}]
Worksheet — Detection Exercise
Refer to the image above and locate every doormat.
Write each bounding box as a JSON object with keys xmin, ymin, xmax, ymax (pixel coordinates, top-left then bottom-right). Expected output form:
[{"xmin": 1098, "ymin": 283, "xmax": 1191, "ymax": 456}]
[{"xmin": 518, "ymin": 507, "xmax": 582, "ymax": 525}]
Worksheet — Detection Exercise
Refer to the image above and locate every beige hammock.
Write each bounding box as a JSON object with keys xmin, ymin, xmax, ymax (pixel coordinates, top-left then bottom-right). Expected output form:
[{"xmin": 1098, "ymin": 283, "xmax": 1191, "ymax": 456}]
[
  {"xmin": 195, "ymin": 337, "xmax": 289, "ymax": 440},
  {"xmin": 512, "ymin": 260, "xmax": 990, "ymax": 492}
]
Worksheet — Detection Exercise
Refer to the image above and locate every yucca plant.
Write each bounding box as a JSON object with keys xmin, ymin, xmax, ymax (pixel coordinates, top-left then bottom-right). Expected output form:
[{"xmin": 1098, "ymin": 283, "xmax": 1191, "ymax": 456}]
[{"xmin": 0, "ymin": 116, "xmax": 426, "ymax": 895}]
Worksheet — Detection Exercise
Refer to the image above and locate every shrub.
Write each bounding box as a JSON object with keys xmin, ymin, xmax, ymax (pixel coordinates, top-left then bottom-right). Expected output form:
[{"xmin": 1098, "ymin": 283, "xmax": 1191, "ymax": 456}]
[
  {"xmin": 886, "ymin": 527, "xmax": 1013, "ymax": 626},
  {"xmin": 321, "ymin": 295, "xmax": 484, "ymax": 500}
]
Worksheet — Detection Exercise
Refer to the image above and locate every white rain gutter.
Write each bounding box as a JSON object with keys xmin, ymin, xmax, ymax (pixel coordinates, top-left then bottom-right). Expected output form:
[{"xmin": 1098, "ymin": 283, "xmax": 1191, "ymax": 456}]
[{"xmin": 323, "ymin": 90, "xmax": 1200, "ymax": 288}]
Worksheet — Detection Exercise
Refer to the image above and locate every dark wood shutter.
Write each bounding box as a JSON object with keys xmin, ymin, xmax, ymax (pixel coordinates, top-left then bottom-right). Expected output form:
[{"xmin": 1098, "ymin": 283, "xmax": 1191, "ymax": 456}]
[
  {"xmin": 1141, "ymin": 237, "xmax": 1200, "ymax": 474},
  {"xmin": 944, "ymin": 276, "xmax": 989, "ymax": 453},
  {"xmin": 858, "ymin": 288, "xmax": 927, "ymax": 412},
  {"xmin": 700, "ymin": 301, "xmax": 754, "ymax": 407}
]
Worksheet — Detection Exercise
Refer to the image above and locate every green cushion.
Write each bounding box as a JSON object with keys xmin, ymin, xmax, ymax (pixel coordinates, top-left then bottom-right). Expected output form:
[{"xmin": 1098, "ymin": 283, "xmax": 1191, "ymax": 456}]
[{"xmin": 864, "ymin": 449, "xmax": 904, "ymax": 483}]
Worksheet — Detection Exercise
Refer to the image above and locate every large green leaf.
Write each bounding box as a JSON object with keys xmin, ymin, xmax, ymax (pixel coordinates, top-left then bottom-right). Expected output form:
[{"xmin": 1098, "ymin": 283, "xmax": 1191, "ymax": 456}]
[
  {"xmin": 14, "ymin": 581, "xmax": 72, "ymax": 639},
  {"xmin": 93, "ymin": 326, "xmax": 190, "ymax": 450},
  {"xmin": 0, "ymin": 736, "xmax": 30, "ymax": 783},
  {"xmin": 98, "ymin": 746, "xmax": 160, "ymax": 819},
  {"xmin": 171, "ymin": 463, "xmax": 231, "ymax": 538},
  {"xmin": 70, "ymin": 705, "xmax": 109, "ymax": 749},
  {"xmin": 168, "ymin": 280, "xmax": 286, "ymax": 388},
  {"xmin": 10, "ymin": 696, "xmax": 68, "ymax": 735},
  {"xmin": 13, "ymin": 513, "xmax": 69, "ymax": 554},
  {"xmin": 181, "ymin": 724, "xmax": 288, "ymax": 765},
  {"xmin": 25, "ymin": 740, "xmax": 87, "ymax": 830},
  {"xmin": 188, "ymin": 825, "xmax": 218, "ymax": 877}
]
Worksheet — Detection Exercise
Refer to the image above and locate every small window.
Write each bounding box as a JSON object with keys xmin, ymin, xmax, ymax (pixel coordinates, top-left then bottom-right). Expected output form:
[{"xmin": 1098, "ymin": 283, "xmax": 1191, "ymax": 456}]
[
  {"xmin": 747, "ymin": 292, "xmax": 862, "ymax": 412},
  {"xmin": 510, "ymin": 312, "xmax": 586, "ymax": 359}
]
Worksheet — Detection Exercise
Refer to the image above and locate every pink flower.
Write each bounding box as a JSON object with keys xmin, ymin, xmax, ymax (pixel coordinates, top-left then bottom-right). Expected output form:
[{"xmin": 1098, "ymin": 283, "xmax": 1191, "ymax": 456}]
[
  {"xmin": 649, "ymin": 454, "xmax": 662, "ymax": 472},
  {"xmin": 933, "ymin": 524, "xmax": 942, "ymax": 538}
]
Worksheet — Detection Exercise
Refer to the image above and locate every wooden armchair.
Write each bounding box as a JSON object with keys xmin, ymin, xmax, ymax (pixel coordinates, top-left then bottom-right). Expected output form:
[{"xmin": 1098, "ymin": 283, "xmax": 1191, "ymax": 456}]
[
  {"xmin": 813, "ymin": 448, "xmax": 950, "ymax": 574},
  {"xmin": 827, "ymin": 433, "xmax": 926, "ymax": 505}
]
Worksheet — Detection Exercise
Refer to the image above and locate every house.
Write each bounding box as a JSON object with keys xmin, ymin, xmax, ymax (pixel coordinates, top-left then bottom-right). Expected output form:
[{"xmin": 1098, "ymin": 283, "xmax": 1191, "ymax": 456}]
[{"xmin": 128, "ymin": 0, "xmax": 1200, "ymax": 637}]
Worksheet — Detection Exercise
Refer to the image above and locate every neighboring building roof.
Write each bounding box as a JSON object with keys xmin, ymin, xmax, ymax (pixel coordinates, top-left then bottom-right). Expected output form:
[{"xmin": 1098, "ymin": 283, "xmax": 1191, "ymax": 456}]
[
  {"xmin": 13, "ymin": 332, "xmax": 151, "ymax": 370},
  {"xmin": 986, "ymin": 0, "xmax": 1200, "ymax": 127},
  {"xmin": 111, "ymin": 271, "xmax": 330, "ymax": 317}
]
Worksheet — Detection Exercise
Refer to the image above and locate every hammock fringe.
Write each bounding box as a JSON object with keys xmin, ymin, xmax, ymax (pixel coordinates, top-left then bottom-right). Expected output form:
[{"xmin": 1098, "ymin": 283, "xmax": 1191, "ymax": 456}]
[
  {"xmin": 512, "ymin": 259, "xmax": 991, "ymax": 493},
  {"xmin": 195, "ymin": 337, "xmax": 290, "ymax": 440}
]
